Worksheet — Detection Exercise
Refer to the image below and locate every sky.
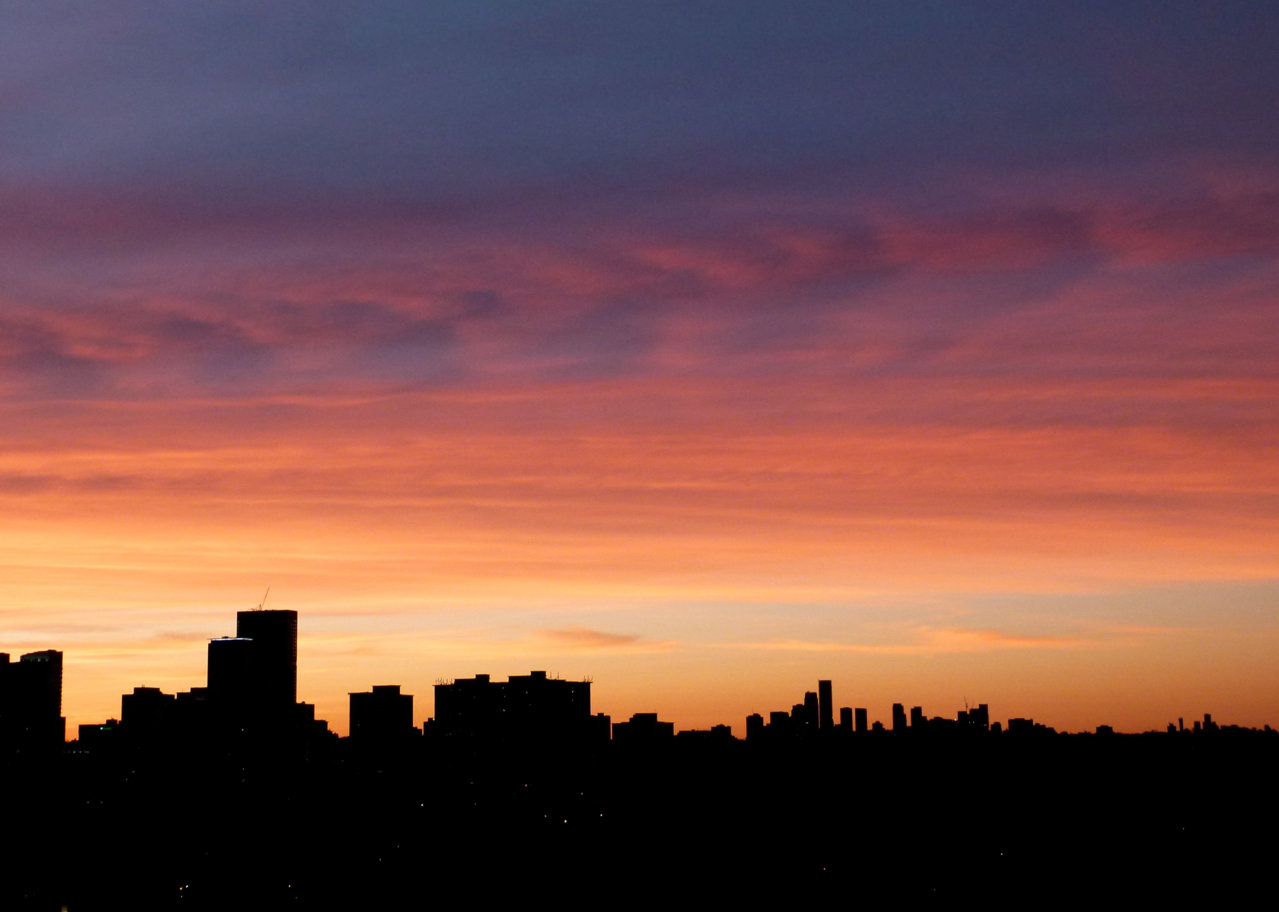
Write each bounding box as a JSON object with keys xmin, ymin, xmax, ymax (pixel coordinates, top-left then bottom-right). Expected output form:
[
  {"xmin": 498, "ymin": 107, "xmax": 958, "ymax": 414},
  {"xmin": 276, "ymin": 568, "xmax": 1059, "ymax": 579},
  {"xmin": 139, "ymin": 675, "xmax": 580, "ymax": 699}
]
[{"xmin": 2, "ymin": 2, "xmax": 1278, "ymax": 736}]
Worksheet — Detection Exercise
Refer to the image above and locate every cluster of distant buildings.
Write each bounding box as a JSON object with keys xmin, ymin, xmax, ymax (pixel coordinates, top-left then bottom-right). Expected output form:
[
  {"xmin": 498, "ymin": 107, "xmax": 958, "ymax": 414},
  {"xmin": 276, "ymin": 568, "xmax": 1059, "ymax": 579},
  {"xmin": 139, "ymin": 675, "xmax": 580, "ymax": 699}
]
[
  {"xmin": 745, "ymin": 679, "xmax": 994, "ymax": 740},
  {"xmin": 76, "ymin": 609, "xmax": 329, "ymax": 752},
  {"xmin": 0, "ymin": 609, "xmax": 1266, "ymax": 755}
]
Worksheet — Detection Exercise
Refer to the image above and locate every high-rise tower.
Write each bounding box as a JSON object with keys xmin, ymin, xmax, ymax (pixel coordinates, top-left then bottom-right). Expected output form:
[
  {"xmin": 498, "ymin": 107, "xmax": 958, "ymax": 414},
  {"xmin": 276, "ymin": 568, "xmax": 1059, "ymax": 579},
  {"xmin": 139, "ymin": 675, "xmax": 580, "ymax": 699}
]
[
  {"xmin": 236, "ymin": 609, "xmax": 298, "ymax": 709},
  {"xmin": 818, "ymin": 679, "xmax": 833, "ymax": 731}
]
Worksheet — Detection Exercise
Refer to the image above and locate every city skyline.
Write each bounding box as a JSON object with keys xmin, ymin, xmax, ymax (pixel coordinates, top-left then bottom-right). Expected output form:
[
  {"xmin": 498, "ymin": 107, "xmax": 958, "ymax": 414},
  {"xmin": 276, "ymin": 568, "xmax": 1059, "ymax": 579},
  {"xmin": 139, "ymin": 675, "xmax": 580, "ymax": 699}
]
[
  {"xmin": 5, "ymin": 605, "xmax": 1265, "ymax": 740},
  {"xmin": 3, "ymin": 5, "xmax": 1279, "ymax": 739},
  {"xmin": 11, "ymin": 618, "xmax": 1272, "ymax": 907}
]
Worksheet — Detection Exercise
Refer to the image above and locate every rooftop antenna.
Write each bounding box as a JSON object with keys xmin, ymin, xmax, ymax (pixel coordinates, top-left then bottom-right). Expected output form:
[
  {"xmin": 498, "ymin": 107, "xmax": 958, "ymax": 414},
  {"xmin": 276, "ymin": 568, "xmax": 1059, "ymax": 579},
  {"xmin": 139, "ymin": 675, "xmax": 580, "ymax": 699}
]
[{"xmin": 256, "ymin": 586, "xmax": 271, "ymax": 611}]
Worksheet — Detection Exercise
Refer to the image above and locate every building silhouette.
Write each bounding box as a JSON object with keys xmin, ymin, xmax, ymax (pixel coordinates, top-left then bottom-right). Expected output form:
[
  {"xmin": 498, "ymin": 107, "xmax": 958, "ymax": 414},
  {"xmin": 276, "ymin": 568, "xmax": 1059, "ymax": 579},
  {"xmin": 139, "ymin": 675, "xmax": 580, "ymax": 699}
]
[
  {"xmin": 676, "ymin": 724, "xmax": 734, "ymax": 743},
  {"xmin": 121, "ymin": 686, "xmax": 175, "ymax": 739},
  {"xmin": 797, "ymin": 691, "xmax": 819, "ymax": 731},
  {"xmin": 207, "ymin": 636, "xmax": 256, "ymax": 714},
  {"xmin": 81, "ymin": 608, "xmax": 323, "ymax": 746},
  {"xmin": 0, "ymin": 650, "xmax": 64, "ymax": 749},
  {"xmin": 76, "ymin": 718, "xmax": 117, "ymax": 750},
  {"xmin": 173, "ymin": 685, "xmax": 212, "ymax": 732},
  {"xmin": 192, "ymin": 610, "xmax": 302, "ymax": 734},
  {"xmin": 350, "ymin": 685, "xmax": 414, "ymax": 742},
  {"xmin": 236, "ymin": 609, "xmax": 298, "ymax": 710},
  {"xmin": 612, "ymin": 712, "xmax": 674, "ymax": 744},
  {"xmin": 433, "ymin": 671, "xmax": 595, "ymax": 742},
  {"xmin": 753, "ymin": 681, "xmax": 876, "ymax": 739},
  {"xmin": 818, "ymin": 679, "xmax": 833, "ymax": 731}
]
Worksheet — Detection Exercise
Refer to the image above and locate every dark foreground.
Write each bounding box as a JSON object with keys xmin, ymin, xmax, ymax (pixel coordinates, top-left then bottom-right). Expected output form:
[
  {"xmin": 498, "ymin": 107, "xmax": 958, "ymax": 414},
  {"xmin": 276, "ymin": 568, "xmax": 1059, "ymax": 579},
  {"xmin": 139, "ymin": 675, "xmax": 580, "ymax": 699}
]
[{"xmin": 7, "ymin": 731, "xmax": 1277, "ymax": 908}]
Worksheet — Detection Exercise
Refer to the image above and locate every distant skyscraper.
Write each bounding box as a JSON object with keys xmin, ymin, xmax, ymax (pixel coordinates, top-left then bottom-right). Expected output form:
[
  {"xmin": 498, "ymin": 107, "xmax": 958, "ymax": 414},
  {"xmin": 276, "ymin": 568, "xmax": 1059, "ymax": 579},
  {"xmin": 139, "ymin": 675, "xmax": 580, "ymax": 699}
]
[
  {"xmin": 818, "ymin": 680, "xmax": 833, "ymax": 731},
  {"xmin": 854, "ymin": 707, "xmax": 868, "ymax": 734},
  {"xmin": 892, "ymin": 703, "xmax": 907, "ymax": 733},
  {"xmin": 802, "ymin": 691, "xmax": 819, "ymax": 730},
  {"xmin": 839, "ymin": 707, "xmax": 852, "ymax": 731},
  {"xmin": 969, "ymin": 704, "xmax": 990, "ymax": 731},
  {"xmin": 236, "ymin": 609, "xmax": 298, "ymax": 708}
]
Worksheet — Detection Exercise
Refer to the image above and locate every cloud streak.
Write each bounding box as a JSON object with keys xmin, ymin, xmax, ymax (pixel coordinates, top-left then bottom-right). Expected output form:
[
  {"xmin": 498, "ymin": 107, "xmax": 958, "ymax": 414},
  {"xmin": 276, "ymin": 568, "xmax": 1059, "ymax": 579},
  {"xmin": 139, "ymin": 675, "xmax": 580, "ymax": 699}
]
[
  {"xmin": 718, "ymin": 626, "xmax": 1096, "ymax": 657},
  {"xmin": 3, "ymin": 175, "xmax": 1277, "ymax": 409},
  {"xmin": 538, "ymin": 627, "xmax": 677, "ymax": 654}
]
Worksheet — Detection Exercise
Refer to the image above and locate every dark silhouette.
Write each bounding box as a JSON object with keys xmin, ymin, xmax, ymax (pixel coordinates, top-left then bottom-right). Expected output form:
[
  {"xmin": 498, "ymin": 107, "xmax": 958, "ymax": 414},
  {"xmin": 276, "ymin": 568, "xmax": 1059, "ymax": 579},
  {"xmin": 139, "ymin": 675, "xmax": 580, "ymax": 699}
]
[
  {"xmin": 818, "ymin": 678, "xmax": 833, "ymax": 731},
  {"xmin": 611, "ymin": 711, "xmax": 675, "ymax": 744},
  {"xmin": 235, "ymin": 608, "xmax": 298, "ymax": 709},
  {"xmin": 3, "ymin": 613, "xmax": 1278, "ymax": 908},
  {"xmin": 0, "ymin": 650, "xmax": 65, "ymax": 752},
  {"xmin": 349, "ymin": 684, "xmax": 414, "ymax": 743},
  {"xmin": 432, "ymin": 669, "xmax": 600, "ymax": 745}
]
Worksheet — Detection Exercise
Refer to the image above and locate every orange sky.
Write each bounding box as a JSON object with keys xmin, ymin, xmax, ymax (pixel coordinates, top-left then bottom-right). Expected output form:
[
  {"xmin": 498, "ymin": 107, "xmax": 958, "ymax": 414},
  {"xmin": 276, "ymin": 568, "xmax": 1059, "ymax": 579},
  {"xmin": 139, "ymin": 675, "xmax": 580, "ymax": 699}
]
[
  {"xmin": 5, "ymin": 355, "xmax": 1278, "ymax": 735},
  {"xmin": 4, "ymin": 7, "xmax": 1279, "ymax": 737}
]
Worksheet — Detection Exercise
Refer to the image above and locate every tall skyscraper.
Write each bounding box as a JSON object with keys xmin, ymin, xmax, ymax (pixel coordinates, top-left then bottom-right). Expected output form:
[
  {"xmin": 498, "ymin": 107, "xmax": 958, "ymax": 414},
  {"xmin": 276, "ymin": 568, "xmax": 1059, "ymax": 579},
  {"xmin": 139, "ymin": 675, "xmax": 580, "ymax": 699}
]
[
  {"xmin": 818, "ymin": 680, "xmax": 833, "ymax": 731},
  {"xmin": 236, "ymin": 609, "xmax": 298, "ymax": 708},
  {"xmin": 802, "ymin": 691, "xmax": 819, "ymax": 730}
]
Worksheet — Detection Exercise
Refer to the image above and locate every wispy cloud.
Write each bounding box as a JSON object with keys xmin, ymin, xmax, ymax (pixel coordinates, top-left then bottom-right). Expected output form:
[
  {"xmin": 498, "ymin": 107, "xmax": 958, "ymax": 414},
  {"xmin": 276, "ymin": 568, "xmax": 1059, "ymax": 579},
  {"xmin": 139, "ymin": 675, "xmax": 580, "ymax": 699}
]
[
  {"xmin": 717, "ymin": 626, "xmax": 1095, "ymax": 657},
  {"xmin": 538, "ymin": 627, "xmax": 678, "ymax": 654}
]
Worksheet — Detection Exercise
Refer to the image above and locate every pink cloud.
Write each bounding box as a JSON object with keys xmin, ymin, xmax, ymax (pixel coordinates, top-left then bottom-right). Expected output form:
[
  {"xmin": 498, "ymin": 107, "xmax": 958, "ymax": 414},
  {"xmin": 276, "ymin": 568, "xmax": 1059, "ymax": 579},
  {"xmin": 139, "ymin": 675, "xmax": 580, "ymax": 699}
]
[{"xmin": 538, "ymin": 627, "xmax": 677, "ymax": 653}]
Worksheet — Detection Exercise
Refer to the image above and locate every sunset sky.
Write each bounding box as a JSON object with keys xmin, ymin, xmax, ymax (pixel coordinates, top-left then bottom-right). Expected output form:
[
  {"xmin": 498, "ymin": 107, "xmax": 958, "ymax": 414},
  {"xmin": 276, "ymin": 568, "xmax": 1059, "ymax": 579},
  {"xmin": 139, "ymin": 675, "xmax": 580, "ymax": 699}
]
[{"xmin": 3, "ymin": 3, "xmax": 1278, "ymax": 736}]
